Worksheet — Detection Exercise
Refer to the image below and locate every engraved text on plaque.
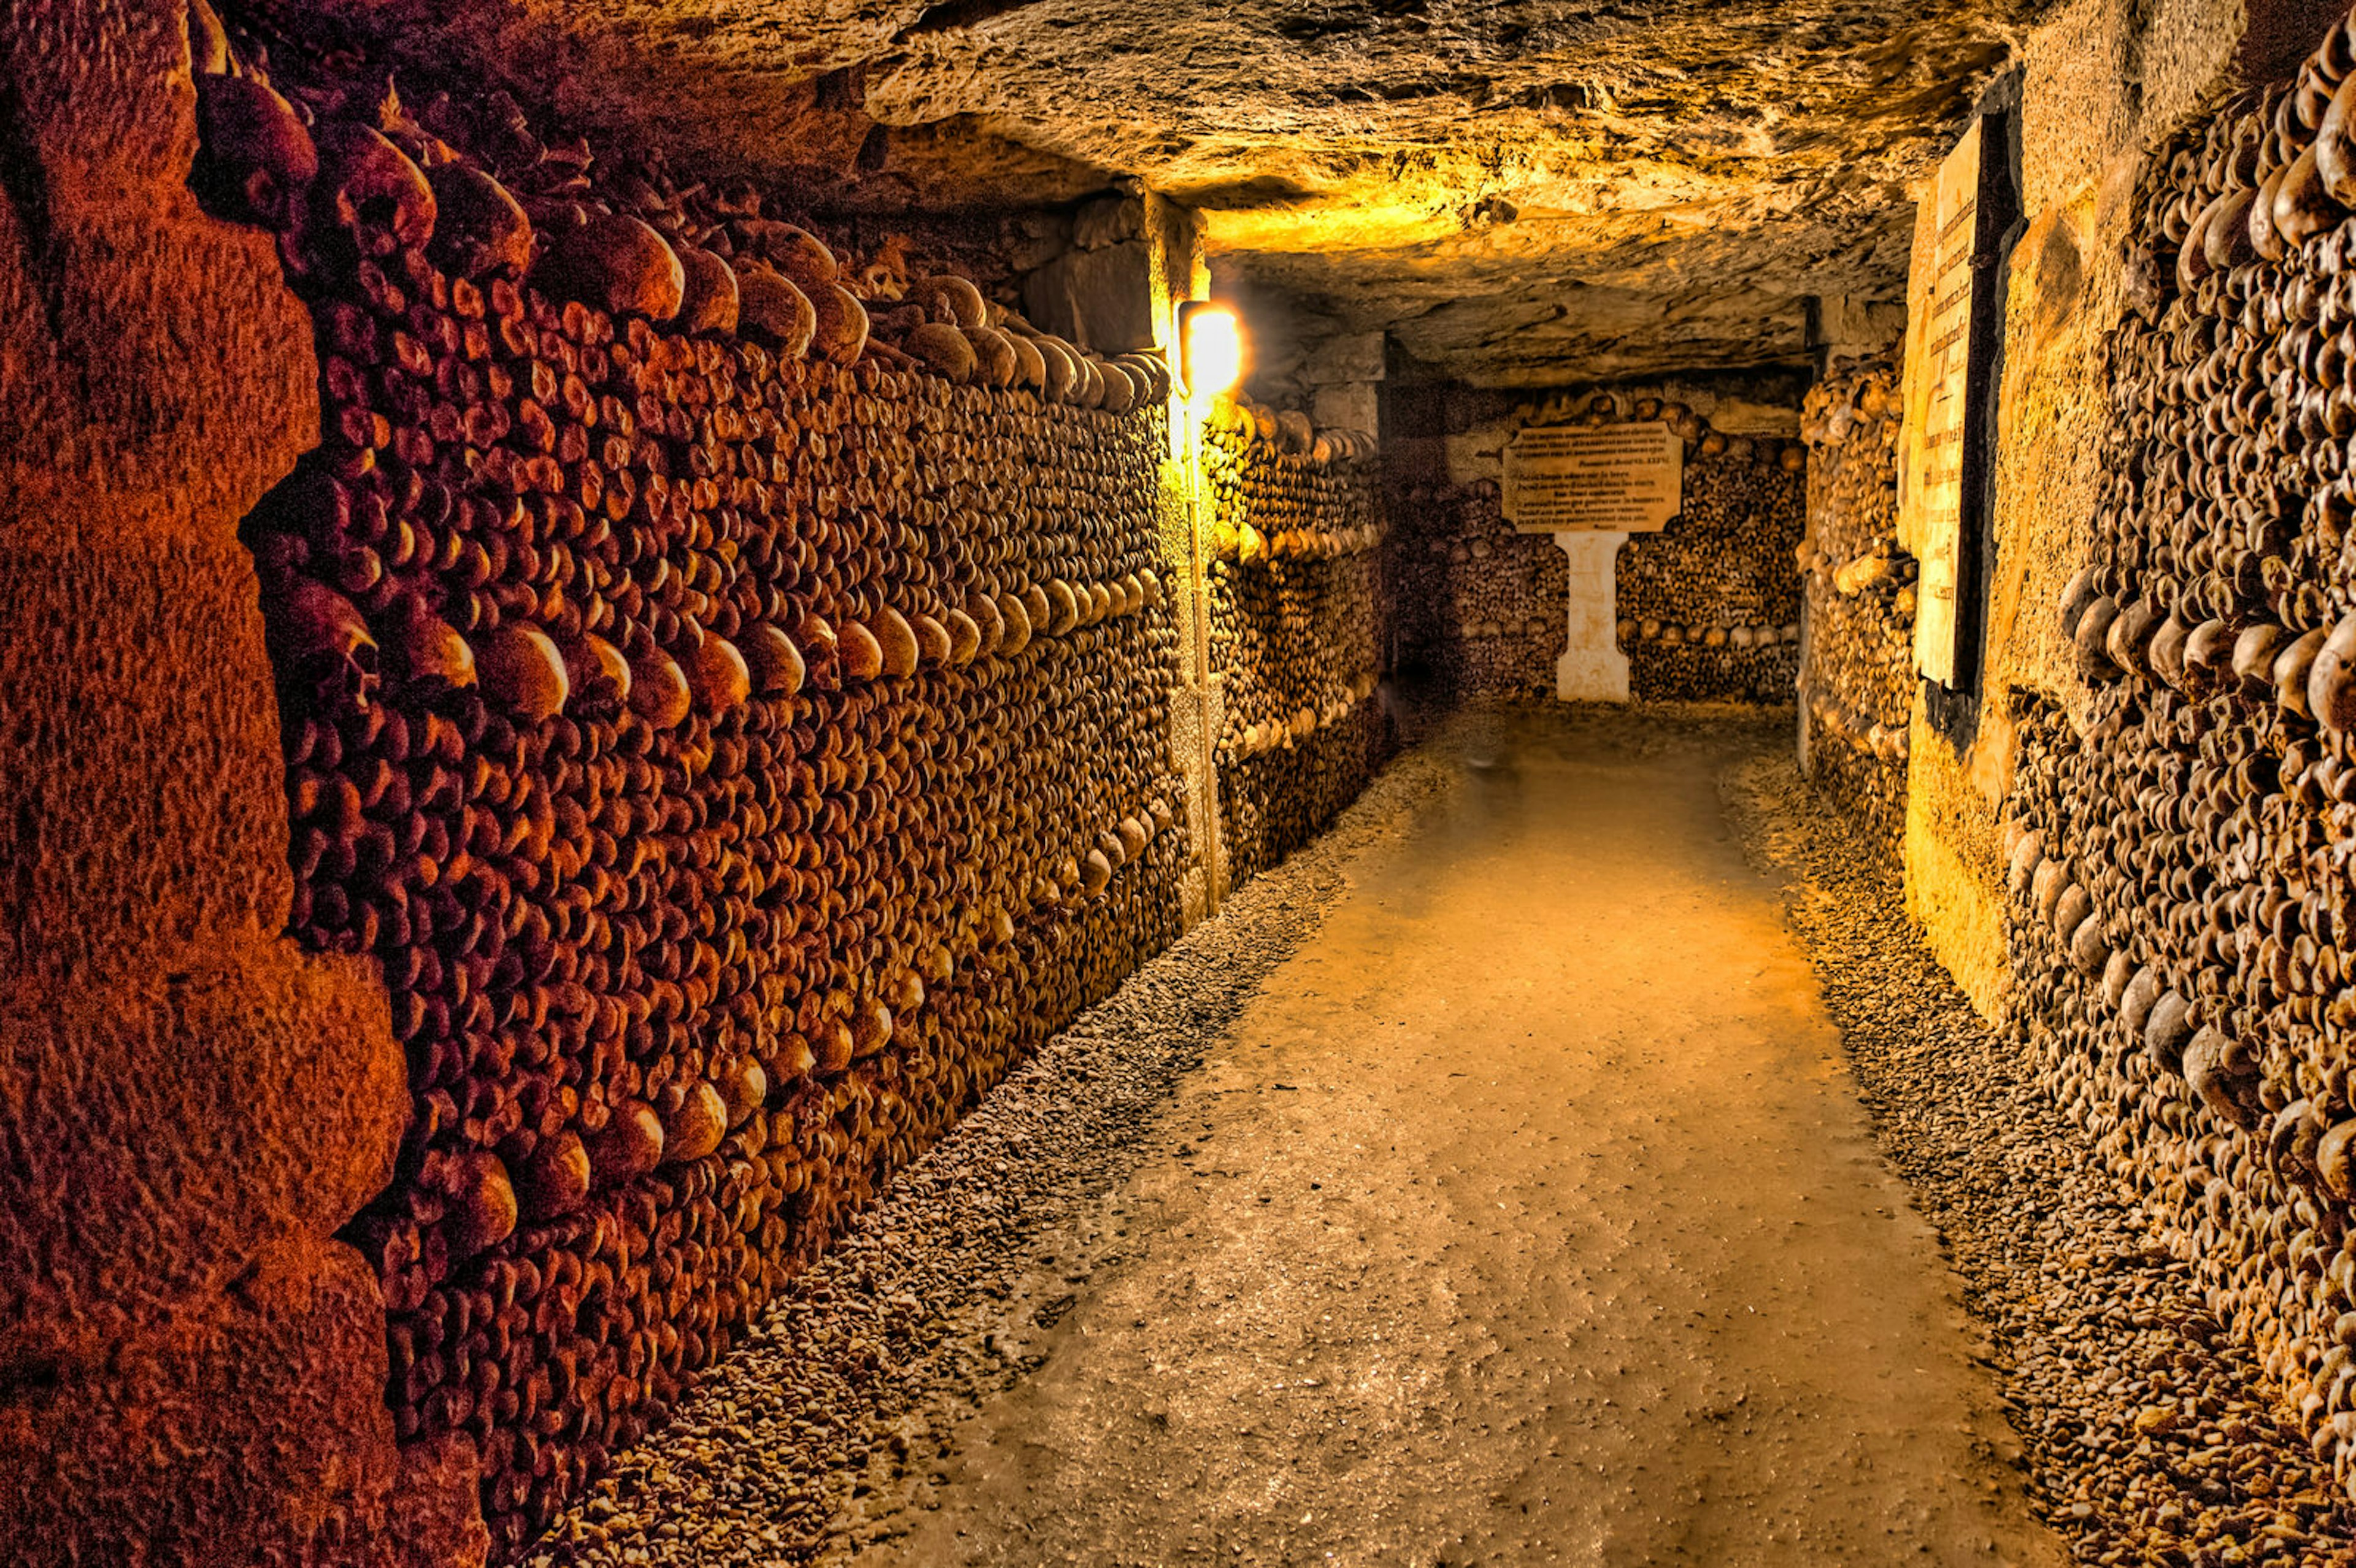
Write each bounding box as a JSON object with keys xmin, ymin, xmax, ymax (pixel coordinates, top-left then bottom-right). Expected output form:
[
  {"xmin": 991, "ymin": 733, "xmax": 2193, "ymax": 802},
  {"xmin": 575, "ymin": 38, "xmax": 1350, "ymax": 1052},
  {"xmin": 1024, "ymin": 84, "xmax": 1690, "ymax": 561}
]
[
  {"xmin": 1504, "ymin": 422, "xmax": 1684, "ymax": 534},
  {"xmin": 1900, "ymin": 119, "xmax": 1982, "ymax": 686}
]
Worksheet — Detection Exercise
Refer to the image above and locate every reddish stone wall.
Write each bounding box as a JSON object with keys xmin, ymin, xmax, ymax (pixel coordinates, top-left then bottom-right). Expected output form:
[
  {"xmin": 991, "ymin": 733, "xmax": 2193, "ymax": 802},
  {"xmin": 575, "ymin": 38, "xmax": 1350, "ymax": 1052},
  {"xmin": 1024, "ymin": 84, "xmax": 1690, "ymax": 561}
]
[
  {"xmin": 0, "ymin": 4, "xmax": 483, "ymax": 1564},
  {"xmin": 278, "ymin": 341, "xmax": 1187, "ymax": 1561}
]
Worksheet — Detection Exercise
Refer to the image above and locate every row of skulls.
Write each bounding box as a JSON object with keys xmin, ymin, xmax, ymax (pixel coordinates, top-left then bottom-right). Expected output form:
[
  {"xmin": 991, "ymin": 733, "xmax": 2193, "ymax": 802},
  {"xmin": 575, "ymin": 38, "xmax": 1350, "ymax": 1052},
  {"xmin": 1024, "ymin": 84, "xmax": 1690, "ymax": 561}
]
[
  {"xmin": 1601, "ymin": 396, "xmax": 1807, "ymax": 705},
  {"xmin": 2027, "ymin": 2, "xmax": 2356, "ymax": 1502},
  {"xmin": 188, "ymin": 5, "xmax": 1221, "ymax": 1558},
  {"xmin": 1387, "ymin": 478, "xmax": 1568, "ymax": 702},
  {"xmin": 1202, "ymin": 410, "xmax": 1394, "ymax": 884},
  {"xmin": 1796, "ymin": 362, "xmax": 1915, "ymax": 853}
]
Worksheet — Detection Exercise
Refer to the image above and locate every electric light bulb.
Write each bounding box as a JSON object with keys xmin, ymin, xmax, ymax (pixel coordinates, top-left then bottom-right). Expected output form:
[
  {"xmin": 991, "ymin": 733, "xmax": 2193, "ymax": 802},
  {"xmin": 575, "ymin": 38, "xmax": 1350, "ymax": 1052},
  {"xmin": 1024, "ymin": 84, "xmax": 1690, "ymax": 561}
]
[{"xmin": 1182, "ymin": 302, "xmax": 1245, "ymax": 403}]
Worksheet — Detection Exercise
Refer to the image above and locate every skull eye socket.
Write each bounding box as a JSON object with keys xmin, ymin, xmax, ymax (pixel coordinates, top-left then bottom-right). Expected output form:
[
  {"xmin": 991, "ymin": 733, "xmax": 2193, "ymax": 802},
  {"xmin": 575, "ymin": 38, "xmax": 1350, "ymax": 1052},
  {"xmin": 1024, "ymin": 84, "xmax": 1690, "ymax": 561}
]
[
  {"xmin": 243, "ymin": 169, "xmax": 282, "ymax": 221},
  {"xmin": 347, "ymin": 191, "xmax": 408, "ymax": 234}
]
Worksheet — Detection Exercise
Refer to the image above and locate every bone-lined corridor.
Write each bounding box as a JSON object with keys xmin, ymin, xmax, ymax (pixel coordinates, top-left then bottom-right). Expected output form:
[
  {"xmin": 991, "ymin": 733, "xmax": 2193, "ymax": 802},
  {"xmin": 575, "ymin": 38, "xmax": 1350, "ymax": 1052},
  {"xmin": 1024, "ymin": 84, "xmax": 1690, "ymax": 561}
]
[{"xmin": 20, "ymin": 1, "xmax": 2356, "ymax": 1563}]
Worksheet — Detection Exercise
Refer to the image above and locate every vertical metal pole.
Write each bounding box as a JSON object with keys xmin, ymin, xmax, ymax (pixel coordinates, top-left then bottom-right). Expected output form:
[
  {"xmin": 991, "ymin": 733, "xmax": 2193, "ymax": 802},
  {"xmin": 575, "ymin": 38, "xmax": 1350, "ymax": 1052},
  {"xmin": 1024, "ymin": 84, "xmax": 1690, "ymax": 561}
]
[{"xmin": 1187, "ymin": 406, "xmax": 1223, "ymax": 915}]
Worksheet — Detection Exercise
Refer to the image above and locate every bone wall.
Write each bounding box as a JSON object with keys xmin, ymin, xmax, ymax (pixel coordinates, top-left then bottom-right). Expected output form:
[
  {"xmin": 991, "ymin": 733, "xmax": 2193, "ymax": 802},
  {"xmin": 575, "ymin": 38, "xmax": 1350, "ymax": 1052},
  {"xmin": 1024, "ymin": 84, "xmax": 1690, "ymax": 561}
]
[
  {"xmin": 1385, "ymin": 478, "xmax": 1568, "ymax": 703},
  {"xmin": 1603, "ymin": 394, "xmax": 1807, "ymax": 705},
  {"xmin": 1385, "ymin": 390, "xmax": 1805, "ymax": 705},
  {"xmin": 239, "ymin": 125, "xmax": 1189, "ymax": 1568},
  {"xmin": 2002, "ymin": 2, "xmax": 2356, "ymax": 1511},
  {"xmin": 1203, "ymin": 404, "xmax": 1392, "ymax": 886},
  {"xmin": 1890, "ymin": 0, "xmax": 2327, "ymax": 1018},
  {"xmin": 271, "ymin": 345, "xmax": 1188, "ymax": 1566},
  {"xmin": 0, "ymin": 9, "xmax": 1408, "ymax": 1566},
  {"xmin": 1798, "ymin": 362, "xmax": 1915, "ymax": 856}
]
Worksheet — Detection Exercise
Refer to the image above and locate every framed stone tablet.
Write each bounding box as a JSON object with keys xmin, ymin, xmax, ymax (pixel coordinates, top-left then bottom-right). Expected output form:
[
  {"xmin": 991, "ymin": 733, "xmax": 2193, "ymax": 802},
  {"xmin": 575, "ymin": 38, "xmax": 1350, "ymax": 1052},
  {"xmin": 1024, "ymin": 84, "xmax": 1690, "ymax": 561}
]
[
  {"xmin": 1504, "ymin": 422, "xmax": 1683, "ymax": 534},
  {"xmin": 1898, "ymin": 98, "xmax": 2017, "ymax": 702}
]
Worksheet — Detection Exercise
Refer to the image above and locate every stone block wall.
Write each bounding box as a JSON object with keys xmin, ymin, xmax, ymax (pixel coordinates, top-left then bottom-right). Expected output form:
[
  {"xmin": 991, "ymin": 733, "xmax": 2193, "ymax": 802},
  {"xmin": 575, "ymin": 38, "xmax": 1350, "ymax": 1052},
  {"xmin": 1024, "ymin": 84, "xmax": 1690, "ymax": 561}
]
[
  {"xmin": 1202, "ymin": 403, "xmax": 1392, "ymax": 888},
  {"xmin": 1798, "ymin": 362, "xmax": 1916, "ymax": 856}
]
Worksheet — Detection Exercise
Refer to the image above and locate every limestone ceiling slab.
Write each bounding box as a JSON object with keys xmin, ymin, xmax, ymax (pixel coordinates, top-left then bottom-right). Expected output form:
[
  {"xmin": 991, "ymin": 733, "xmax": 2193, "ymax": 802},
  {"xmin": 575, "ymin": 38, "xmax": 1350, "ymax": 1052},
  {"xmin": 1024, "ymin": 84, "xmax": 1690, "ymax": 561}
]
[{"xmin": 294, "ymin": 0, "xmax": 2054, "ymax": 382}]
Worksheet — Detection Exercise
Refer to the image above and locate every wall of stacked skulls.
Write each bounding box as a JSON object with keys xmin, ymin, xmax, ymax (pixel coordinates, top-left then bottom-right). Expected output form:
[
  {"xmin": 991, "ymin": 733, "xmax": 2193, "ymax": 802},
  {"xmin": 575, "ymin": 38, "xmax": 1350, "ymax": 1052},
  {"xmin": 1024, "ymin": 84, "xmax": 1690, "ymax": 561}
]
[
  {"xmin": 169, "ymin": 13, "xmax": 1397, "ymax": 1558},
  {"xmin": 1203, "ymin": 401, "xmax": 1393, "ymax": 884},
  {"xmin": 1383, "ymin": 391, "xmax": 1804, "ymax": 705},
  {"xmin": 1796, "ymin": 363, "xmax": 1915, "ymax": 856},
  {"xmin": 2018, "ymin": 8, "xmax": 2356, "ymax": 1502},
  {"xmin": 1384, "ymin": 477, "xmax": 1568, "ymax": 702},
  {"xmin": 1601, "ymin": 395, "xmax": 1808, "ymax": 704}
]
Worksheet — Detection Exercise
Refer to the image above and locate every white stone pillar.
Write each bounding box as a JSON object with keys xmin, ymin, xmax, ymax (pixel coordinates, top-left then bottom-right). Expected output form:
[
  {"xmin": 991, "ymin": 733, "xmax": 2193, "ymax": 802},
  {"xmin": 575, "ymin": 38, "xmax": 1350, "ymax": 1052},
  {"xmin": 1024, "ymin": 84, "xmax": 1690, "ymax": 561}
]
[{"xmin": 1554, "ymin": 531, "xmax": 1630, "ymax": 702}]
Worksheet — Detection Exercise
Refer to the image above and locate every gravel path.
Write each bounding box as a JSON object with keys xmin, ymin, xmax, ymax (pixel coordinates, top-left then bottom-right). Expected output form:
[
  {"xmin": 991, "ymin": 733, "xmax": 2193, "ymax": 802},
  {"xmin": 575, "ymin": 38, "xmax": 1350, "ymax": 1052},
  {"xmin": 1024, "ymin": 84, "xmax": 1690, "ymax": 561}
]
[
  {"xmin": 858, "ymin": 705, "xmax": 2055, "ymax": 1567},
  {"xmin": 529, "ymin": 733, "xmax": 1456, "ymax": 1567},
  {"xmin": 529, "ymin": 706, "xmax": 2356, "ymax": 1567},
  {"xmin": 1726, "ymin": 753, "xmax": 2356, "ymax": 1567}
]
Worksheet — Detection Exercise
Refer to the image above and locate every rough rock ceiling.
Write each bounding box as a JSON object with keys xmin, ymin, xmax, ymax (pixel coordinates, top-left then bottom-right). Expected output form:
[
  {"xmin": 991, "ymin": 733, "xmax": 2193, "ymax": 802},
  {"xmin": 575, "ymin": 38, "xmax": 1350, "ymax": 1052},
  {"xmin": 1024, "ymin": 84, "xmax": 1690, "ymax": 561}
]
[{"xmin": 288, "ymin": 0, "xmax": 2056, "ymax": 384}]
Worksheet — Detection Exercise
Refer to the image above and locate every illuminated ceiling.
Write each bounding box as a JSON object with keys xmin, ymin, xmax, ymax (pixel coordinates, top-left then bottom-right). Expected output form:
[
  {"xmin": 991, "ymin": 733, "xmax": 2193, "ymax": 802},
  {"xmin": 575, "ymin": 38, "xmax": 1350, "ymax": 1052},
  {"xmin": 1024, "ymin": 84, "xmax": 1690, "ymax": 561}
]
[{"xmin": 287, "ymin": 0, "xmax": 2054, "ymax": 383}]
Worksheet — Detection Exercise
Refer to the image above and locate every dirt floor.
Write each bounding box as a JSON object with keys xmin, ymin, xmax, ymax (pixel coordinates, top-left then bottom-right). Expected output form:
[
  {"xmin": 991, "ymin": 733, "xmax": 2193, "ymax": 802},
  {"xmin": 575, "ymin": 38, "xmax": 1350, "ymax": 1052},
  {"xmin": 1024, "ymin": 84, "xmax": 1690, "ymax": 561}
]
[
  {"xmin": 541, "ymin": 705, "xmax": 2108, "ymax": 1567},
  {"xmin": 537, "ymin": 705, "xmax": 2356, "ymax": 1567},
  {"xmin": 850, "ymin": 708, "xmax": 2057, "ymax": 1566}
]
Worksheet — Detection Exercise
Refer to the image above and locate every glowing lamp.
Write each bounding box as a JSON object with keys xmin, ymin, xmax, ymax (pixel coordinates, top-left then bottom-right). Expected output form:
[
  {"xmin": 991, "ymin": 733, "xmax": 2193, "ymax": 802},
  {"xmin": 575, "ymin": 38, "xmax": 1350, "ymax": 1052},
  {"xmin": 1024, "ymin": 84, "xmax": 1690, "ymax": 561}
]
[{"xmin": 1178, "ymin": 301, "xmax": 1245, "ymax": 403}]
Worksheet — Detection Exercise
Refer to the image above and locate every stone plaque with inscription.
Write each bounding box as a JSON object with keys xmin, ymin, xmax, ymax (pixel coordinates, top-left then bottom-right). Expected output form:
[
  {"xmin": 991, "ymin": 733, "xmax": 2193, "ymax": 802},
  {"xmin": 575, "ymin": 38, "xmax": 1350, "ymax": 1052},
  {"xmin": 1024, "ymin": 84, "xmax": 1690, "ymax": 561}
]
[
  {"xmin": 1900, "ymin": 119, "xmax": 1982, "ymax": 686},
  {"xmin": 1504, "ymin": 423, "xmax": 1684, "ymax": 534}
]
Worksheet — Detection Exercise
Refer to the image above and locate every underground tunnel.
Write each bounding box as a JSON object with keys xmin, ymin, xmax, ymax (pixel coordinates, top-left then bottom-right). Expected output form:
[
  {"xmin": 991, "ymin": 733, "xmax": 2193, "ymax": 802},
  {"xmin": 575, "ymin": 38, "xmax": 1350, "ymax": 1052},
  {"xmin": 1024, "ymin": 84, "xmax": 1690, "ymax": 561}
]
[{"xmin": 18, "ymin": 0, "xmax": 2356, "ymax": 1562}]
